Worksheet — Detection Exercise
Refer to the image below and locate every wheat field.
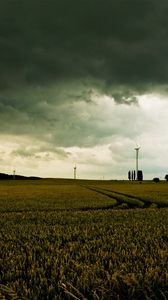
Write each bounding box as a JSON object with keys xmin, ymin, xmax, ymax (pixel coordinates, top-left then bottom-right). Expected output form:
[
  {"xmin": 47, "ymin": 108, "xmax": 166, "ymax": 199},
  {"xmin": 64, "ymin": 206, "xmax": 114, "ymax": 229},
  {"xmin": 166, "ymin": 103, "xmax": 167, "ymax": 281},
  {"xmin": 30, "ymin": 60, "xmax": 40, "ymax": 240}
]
[{"xmin": 0, "ymin": 179, "xmax": 168, "ymax": 299}]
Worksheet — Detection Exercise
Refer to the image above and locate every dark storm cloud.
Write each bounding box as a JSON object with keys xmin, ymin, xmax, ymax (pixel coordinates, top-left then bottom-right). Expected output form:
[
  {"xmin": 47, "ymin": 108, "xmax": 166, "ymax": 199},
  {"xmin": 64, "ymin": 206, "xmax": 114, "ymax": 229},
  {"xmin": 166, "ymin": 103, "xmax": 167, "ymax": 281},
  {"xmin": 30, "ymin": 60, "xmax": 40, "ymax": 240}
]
[
  {"xmin": 1, "ymin": 0, "xmax": 168, "ymax": 151},
  {"xmin": 0, "ymin": 0, "xmax": 168, "ymax": 92}
]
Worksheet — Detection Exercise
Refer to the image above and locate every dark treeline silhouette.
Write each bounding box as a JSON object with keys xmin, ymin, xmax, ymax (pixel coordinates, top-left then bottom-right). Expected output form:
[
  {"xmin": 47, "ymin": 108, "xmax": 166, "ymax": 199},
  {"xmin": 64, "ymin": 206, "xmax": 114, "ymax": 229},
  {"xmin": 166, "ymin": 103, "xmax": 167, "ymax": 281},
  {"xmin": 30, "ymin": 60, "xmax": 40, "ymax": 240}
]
[
  {"xmin": 128, "ymin": 170, "xmax": 143, "ymax": 181},
  {"xmin": 0, "ymin": 173, "xmax": 41, "ymax": 180}
]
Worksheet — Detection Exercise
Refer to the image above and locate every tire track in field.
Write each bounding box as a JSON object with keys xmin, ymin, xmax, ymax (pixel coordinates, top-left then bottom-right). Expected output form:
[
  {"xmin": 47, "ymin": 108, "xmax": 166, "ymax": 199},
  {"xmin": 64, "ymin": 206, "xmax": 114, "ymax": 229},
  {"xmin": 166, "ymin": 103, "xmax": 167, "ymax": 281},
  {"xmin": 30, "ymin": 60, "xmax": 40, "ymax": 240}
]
[
  {"xmin": 88, "ymin": 186, "xmax": 149, "ymax": 208},
  {"xmin": 89, "ymin": 186, "xmax": 168, "ymax": 208},
  {"xmin": 81, "ymin": 185, "xmax": 142, "ymax": 209}
]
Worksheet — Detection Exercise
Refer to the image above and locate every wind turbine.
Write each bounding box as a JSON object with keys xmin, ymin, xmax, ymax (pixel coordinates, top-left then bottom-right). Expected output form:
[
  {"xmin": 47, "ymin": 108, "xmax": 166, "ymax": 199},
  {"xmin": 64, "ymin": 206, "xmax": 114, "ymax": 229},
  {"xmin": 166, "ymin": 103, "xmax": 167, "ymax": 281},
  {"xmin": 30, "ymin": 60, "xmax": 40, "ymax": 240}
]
[
  {"xmin": 74, "ymin": 164, "xmax": 77, "ymax": 180},
  {"xmin": 134, "ymin": 145, "xmax": 140, "ymax": 180}
]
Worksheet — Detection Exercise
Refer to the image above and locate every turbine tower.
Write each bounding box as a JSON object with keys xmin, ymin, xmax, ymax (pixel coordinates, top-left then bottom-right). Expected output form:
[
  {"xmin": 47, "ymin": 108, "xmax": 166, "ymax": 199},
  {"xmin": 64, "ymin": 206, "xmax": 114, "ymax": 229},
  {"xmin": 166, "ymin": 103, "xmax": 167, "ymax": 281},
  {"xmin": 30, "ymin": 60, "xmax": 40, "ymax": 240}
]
[
  {"xmin": 13, "ymin": 170, "xmax": 16, "ymax": 180},
  {"xmin": 134, "ymin": 146, "xmax": 140, "ymax": 180},
  {"xmin": 74, "ymin": 164, "xmax": 77, "ymax": 180}
]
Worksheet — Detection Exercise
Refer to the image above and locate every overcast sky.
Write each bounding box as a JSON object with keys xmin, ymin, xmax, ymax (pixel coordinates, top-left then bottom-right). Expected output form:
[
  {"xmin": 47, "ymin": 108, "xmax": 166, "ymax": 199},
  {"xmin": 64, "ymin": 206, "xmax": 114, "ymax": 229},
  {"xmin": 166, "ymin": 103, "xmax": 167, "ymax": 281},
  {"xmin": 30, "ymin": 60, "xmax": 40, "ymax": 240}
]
[{"xmin": 0, "ymin": 0, "xmax": 168, "ymax": 179}]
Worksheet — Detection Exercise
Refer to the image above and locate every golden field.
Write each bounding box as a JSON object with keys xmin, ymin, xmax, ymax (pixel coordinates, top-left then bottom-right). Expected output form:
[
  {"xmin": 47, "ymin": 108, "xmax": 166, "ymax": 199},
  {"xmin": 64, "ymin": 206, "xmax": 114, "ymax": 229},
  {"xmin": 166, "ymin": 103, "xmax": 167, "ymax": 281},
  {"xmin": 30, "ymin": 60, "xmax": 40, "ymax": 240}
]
[{"xmin": 0, "ymin": 179, "xmax": 168, "ymax": 299}]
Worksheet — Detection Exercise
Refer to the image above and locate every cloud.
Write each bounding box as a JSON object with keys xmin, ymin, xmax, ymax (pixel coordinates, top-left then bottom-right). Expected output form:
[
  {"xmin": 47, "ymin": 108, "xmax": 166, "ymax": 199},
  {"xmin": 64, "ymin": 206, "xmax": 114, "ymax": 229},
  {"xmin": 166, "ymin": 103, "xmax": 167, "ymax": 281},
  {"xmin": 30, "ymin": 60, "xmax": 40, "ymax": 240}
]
[
  {"xmin": 0, "ymin": 0, "xmax": 168, "ymax": 95},
  {"xmin": 0, "ymin": 92, "xmax": 141, "ymax": 148},
  {"xmin": 0, "ymin": 1, "xmax": 168, "ymax": 178},
  {"xmin": 0, "ymin": 93, "xmax": 167, "ymax": 179}
]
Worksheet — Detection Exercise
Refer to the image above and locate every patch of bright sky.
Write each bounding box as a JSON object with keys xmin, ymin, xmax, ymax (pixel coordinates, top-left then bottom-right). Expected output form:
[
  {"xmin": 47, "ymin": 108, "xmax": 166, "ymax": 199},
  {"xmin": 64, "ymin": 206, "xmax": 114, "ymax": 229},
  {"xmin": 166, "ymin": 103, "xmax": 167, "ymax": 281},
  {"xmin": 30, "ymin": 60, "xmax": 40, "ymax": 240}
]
[{"xmin": 0, "ymin": 92, "xmax": 168, "ymax": 179}]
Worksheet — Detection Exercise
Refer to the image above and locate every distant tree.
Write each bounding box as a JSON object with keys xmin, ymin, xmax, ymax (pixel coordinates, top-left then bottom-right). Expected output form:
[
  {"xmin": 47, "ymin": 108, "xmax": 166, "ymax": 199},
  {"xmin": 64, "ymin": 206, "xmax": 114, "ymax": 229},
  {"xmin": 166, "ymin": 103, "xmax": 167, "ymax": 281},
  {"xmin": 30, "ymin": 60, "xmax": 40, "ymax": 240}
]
[
  {"xmin": 131, "ymin": 170, "xmax": 134, "ymax": 181},
  {"xmin": 137, "ymin": 170, "xmax": 143, "ymax": 181},
  {"xmin": 128, "ymin": 171, "xmax": 131, "ymax": 180},
  {"xmin": 165, "ymin": 174, "xmax": 168, "ymax": 181},
  {"xmin": 133, "ymin": 170, "xmax": 136, "ymax": 181},
  {"xmin": 153, "ymin": 177, "xmax": 160, "ymax": 183}
]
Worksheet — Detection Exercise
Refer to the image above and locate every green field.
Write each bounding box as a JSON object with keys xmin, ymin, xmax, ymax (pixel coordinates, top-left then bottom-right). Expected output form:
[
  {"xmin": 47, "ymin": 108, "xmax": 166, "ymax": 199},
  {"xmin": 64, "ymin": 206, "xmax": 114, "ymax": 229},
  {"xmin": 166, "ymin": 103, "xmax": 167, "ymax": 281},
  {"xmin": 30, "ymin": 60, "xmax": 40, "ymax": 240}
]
[{"xmin": 0, "ymin": 179, "xmax": 168, "ymax": 299}]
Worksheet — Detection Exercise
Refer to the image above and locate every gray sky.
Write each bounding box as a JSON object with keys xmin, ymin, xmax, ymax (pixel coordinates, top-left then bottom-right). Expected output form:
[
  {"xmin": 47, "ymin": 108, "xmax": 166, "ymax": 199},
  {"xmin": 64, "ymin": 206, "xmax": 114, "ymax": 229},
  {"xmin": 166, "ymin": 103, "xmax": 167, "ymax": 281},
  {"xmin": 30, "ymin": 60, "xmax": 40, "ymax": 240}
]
[{"xmin": 0, "ymin": 0, "xmax": 168, "ymax": 179}]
